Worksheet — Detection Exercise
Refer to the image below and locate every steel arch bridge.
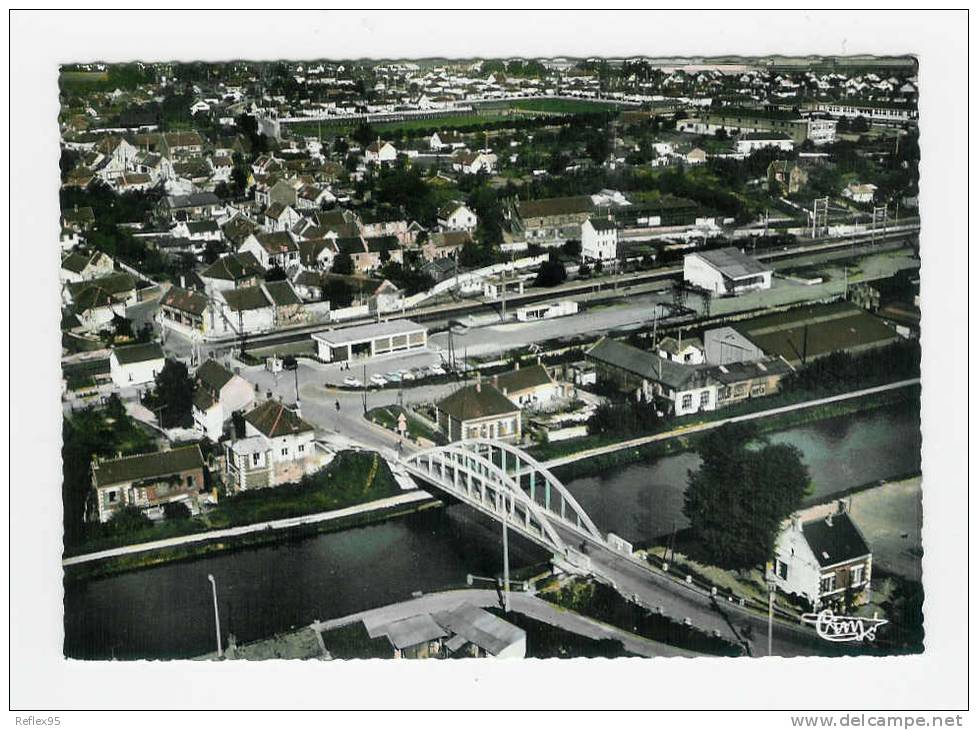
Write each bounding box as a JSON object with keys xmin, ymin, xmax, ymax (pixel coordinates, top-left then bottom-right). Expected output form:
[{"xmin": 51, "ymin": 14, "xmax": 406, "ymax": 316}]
[{"xmin": 400, "ymin": 439, "xmax": 603, "ymax": 555}]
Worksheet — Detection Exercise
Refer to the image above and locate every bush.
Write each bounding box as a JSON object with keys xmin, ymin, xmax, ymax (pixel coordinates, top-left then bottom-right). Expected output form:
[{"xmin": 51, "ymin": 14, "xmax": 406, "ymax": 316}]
[{"xmin": 163, "ymin": 501, "xmax": 192, "ymax": 520}]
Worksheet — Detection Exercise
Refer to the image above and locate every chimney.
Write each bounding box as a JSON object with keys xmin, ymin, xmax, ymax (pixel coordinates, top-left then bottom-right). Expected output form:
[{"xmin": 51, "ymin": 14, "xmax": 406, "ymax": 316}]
[
  {"xmin": 475, "ymin": 371, "xmax": 481, "ymax": 393},
  {"xmin": 792, "ymin": 515, "xmax": 803, "ymax": 532},
  {"xmin": 837, "ymin": 499, "xmax": 849, "ymax": 515},
  {"xmin": 825, "ymin": 514, "xmax": 834, "ymax": 528},
  {"xmin": 294, "ymin": 400, "xmax": 301, "ymax": 418},
  {"xmin": 514, "ymin": 361, "xmax": 520, "ymax": 371},
  {"xmin": 492, "ymin": 374, "xmax": 498, "ymax": 388}
]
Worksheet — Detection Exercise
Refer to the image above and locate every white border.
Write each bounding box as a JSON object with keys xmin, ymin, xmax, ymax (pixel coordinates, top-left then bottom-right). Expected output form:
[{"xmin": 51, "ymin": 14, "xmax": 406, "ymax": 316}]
[{"xmin": 7, "ymin": 9, "xmax": 970, "ymax": 714}]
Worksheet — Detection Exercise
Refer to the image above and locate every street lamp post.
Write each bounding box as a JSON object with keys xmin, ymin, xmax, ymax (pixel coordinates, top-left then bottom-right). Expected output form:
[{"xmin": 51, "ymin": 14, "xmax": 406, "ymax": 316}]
[
  {"xmin": 208, "ymin": 574, "xmax": 223, "ymax": 658},
  {"xmin": 767, "ymin": 581, "xmax": 776, "ymax": 657}
]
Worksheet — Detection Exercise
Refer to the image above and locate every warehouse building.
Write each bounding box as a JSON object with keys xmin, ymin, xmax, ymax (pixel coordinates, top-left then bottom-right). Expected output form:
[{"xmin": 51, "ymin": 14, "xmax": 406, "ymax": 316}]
[
  {"xmin": 312, "ymin": 319, "xmax": 427, "ymax": 364},
  {"xmin": 683, "ymin": 247, "xmax": 773, "ymax": 297}
]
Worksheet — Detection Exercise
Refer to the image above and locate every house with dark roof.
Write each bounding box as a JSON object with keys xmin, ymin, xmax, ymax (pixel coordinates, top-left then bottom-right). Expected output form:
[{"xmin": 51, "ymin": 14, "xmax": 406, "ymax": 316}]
[
  {"xmin": 225, "ymin": 399, "xmax": 325, "ymax": 491},
  {"xmin": 60, "ymin": 250, "xmax": 114, "ymax": 283},
  {"xmin": 201, "ymin": 252, "xmax": 264, "ymax": 293},
  {"xmin": 218, "ymin": 285, "xmax": 275, "ymax": 334},
  {"xmin": 581, "ymin": 217, "xmax": 618, "ymax": 262},
  {"xmin": 436, "ymin": 379, "xmax": 521, "ymax": 443},
  {"xmin": 91, "ymin": 444, "xmax": 205, "ymax": 523},
  {"xmin": 768, "ymin": 504, "xmax": 873, "ymax": 611},
  {"xmin": 437, "ymin": 201, "xmax": 478, "ymax": 233},
  {"xmin": 192, "ymin": 359, "xmax": 255, "ymax": 441},
  {"xmin": 683, "ymin": 247, "xmax": 772, "ymax": 297},
  {"xmin": 238, "ymin": 231, "xmax": 300, "ymax": 270},
  {"xmin": 512, "ymin": 195, "xmax": 595, "ymax": 244},
  {"xmin": 109, "ymin": 342, "xmax": 166, "ymax": 388},
  {"xmin": 490, "ymin": 362, "xmax": 565, "ymax": 409},
  {"xmin": 586, "ymin": 337, "xmax": 718, "ymax": 417},
  {"xmin": 159, "ymin": 285, "xmax": 211, "ymax": 338}
]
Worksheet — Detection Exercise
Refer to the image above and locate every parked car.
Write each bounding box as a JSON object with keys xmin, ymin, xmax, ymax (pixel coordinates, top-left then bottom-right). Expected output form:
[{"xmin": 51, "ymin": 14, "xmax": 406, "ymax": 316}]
[
  {"xmin": 429, "ymin": 364, "xmax": 446, "ymax": 376},
  {"xmin": 343, "ymin": 375, "xmax": 362, "ymax": 388},
  {"xmin": 385, "ymin": 371, "xmax": 402, "ymax": 383},
  {"xmin": 400, "ymin": 369, "xmax": 416, "ymax": 382},
  {"xmin": 370, "ymin": 373, "xmax": 388, "ymax": 387}
]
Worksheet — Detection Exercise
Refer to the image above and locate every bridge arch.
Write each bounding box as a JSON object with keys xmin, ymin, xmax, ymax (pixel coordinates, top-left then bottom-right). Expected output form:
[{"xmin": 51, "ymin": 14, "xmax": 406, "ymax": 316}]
[{"xmin": 402, "ymin": 439, "xmax": 604, "ymax": 554}]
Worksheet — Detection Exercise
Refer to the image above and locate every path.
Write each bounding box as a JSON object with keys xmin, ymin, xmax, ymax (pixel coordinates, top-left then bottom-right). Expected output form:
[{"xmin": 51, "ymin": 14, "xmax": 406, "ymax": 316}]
[
  {"xmin": 62, "ymin": 490, "xmax": 437, "ymax": 567},
  {"xmin": 542, "ymin": 378, "xmax": 921, "ymax": 469}
]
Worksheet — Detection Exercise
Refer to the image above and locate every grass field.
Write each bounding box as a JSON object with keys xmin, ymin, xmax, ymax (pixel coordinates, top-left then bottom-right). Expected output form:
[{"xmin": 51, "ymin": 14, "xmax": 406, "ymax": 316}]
[
  {"xmin": 60, "ymin": 71, "xmax": 109, "ymax": 91},
  {"xmin": 509, "ymin": 98, "xmax": 619, "ymax": 114}
]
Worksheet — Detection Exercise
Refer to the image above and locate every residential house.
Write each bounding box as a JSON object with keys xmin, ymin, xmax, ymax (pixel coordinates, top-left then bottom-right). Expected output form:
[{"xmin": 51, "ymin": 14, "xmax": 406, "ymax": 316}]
[
  {"xmin": 735, "ymin": 132, "xmax": 794, "ymax": 155},
  {"xmin": 436, "ymin": 379, "xmax": 522, "ymax": 443},
  {"xmin": 842, "ymin": 182, "xmax": 878, "ymax": 204},
  {"xmin": 586, "ymin": 337, "xmax": 717, "ymax": 417},
  {"xmin": 60, "ymin": 250, "xmax": 114, "ymax": 283},
  {"xmin": 707, "ymin": 357, "xmax": 793, "ymax": 407},
  {"xmin": 580, "ymin": 217, "xmax": 618, "ymax": 263},
  {"xmin": 263, "ymin": 202, "xmax": 302, "ymax": 232},
  {"xmin": 64, "ymin": 272, "xmax": 137, "ymax": 309},
  {"xmin": 358, "ymin": 209, "xmax": 412, "ymax": 245},
  {"xmin": 512, "ymin": 195, "xmax": 595, "ymax": 244},
  {"xmin": 685, "ymin": 147, "xmax": 708, "ymax": 164},
  {"xmin": 429, "ymin": 130, "xmax": 467, "ymax": 152},
  {"xmin": 657, "ymin": 335, "xmax": 705, "ymax": 365},
  {"xmin": 109, "ymin": 342, "xmax": 166, "ymax": 388},
  {"xmin": 768, "ymin": 160, "xmax": 809, "ymax": 196},
  {"xmin": 452, "ymin": 150, "xmax": 497, "ymax": 175},
  {"xmin": 298, "ymin": 238, "xmax": 339, "ymax": 271},
  {"xmin": 365, "ymin": 140, "xmax": 398, "ymax": 164},
  {"xmin": 768, "ymin": 505, "xmax": 873, "ymax": 611},
  {"xmin": 437, "ymin": 202, "xmax": 478, "ymax": 233},
  {"xmin": 192, "ymin": 359, "xmax": 255, "ymax": 442},
  {"xmin": 225, "ymin": 399, "xmax": 325, "ymax": 491},
  {"xmin": 161, "ymin": 192, "xmax": 222, "ymax": 221},
  {"xmin": 158, "ymin": 285, "xmax": 211, "ymax": 339},
  {"xmin": 491, "ymin": 362, "xmax": 565, "ymax": 409},
  {"xmin": 91, "ymin": 444, "xmax": 205, "ymax": 523},
  {"xmin": 200, "ymin": 252, "xmax": 264, "ymax": 294},
  {"xmin": 62, "ymin": 206, "xmax": 96, "ymax": 232},
  {"xmin": 421, "ymin": 230, "xmax": 470, "ymax": 262},
  {"xmin": 238, "ymin": 231, "xmax": 301, "ymax": 270},
  {"xmin": 218, "ymin": 285, "xmax": 276, "ymax": 334}
]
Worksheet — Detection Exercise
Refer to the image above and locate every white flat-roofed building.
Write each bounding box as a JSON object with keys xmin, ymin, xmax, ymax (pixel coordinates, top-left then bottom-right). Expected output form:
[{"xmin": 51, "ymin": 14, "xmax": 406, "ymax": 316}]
[
  {"xmin": 683, "ymin": 247, "xmax": 772, "ymax": 297},
  {"xmin": 312, "ymin": 319, "xmax": 427, "ymax": 363}
]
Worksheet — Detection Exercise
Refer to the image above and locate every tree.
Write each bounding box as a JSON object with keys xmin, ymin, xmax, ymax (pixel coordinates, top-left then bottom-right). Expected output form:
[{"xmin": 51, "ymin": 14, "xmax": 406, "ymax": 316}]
[
  {"xmin": 683, "ymin": 423, "xmax": 810, "ymax": 570},
  {"xmin": 562, "ymin": 239, "xmax": 582, "ymax": 258},
  {"xmin": 163, "ymin": 501, "xmax": 192, "ymax": 520},
  {"xmin": 332, "ymin": 251, "xmax": 354, "ymax": 275},
  {"xmin": 534, "ymin": 251, "xmax": 568, "ymax": 288},
  {"xmin": 149, "ymin": 359, "xmax": 195, "ymax": 428},
  {"xmin": 106, "ymin": 505, "xmax": 152, "ymax": 536},
  {"xmin": 351, "ymin": 122, "xmax": 376, "ymax": 148}
]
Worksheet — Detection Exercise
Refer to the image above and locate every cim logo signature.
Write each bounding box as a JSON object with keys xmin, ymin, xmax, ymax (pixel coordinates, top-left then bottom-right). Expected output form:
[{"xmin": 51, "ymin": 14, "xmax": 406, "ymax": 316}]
[{"xmin": 801, "ymin": 609, "xmax": 888, "ymax": 643}]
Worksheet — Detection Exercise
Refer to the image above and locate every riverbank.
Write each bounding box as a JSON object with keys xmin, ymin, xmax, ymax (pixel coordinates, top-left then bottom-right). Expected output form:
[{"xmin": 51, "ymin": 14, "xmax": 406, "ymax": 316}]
[
  {"xmin": 63, "ymin": 491, "xmax": 442, "ymax": 582},
  {"xmin": 549, "ymin": 382, "xmax": 919, "ymax": 481}
]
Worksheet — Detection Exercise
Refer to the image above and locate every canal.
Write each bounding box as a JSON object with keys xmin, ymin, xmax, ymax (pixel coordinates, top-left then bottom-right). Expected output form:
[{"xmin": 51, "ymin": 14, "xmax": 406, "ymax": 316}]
[{"xmin": 64, "ymin": 402, "xmax": 920, "ymax": 659}]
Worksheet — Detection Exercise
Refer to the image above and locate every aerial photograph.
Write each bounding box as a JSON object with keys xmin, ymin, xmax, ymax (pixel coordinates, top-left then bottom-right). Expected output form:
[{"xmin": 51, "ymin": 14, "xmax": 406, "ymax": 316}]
[{"xmin": 57, "ymin": 53, "xmax": 923, "ymax": 662}]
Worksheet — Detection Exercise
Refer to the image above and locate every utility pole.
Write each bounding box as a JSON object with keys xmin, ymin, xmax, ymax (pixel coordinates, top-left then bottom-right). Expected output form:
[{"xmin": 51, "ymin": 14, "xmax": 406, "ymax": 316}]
[
  {"xmin": 767, "ymin": 584, "xmax": 775, "ymax": 657},
  {"xmin": 502, "ymin": 492, "xmax": 510, "ymax": 613},
  {"xmin": 208, "ymin": 574, "xmax": 223, "ymax": 658}
]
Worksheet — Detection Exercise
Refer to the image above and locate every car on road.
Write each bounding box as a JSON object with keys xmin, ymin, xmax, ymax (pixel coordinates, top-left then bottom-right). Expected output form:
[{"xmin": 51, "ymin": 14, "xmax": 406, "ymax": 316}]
[
  {"xmin": 370, "ymin": 373, "xmax": 387, "ymax": 387},
  {"xmin": 343, "ymin": 376, "xmax": 362, "ymax": 388}
]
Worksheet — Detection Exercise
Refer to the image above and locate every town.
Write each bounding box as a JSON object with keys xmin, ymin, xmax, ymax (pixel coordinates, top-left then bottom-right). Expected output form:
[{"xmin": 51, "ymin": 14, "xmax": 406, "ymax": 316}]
[{"xmin": 59, "ymin": 56, "xmax": 923, "ymax": 661}]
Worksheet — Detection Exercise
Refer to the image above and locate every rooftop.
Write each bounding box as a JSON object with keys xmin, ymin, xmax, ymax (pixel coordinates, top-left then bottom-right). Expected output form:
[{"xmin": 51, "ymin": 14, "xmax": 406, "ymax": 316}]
[
  {"xmin": 690, "ymin": 247, "xmax": 772, "ymax": 280},
  {"xmin": 437, "ymin": 382, "xmax": 519, "ymax": 422},
  {"xmin": 93, "ymin": 445, "xmax": 204, "ymax": 488},
  {"xmin": 803, "ymin": 511, "xmax": 871, "ymax": 568},
  {"xmin": 244, "ymin": 399, "xmax": 314, "ymax": 438},
  {"xmin": 112, "ymin": 342, "xmax": 165, "ymax": 365},
  {"xmin": 312, "ymin": 319, "xmax": 425, "ymax": 346}
]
